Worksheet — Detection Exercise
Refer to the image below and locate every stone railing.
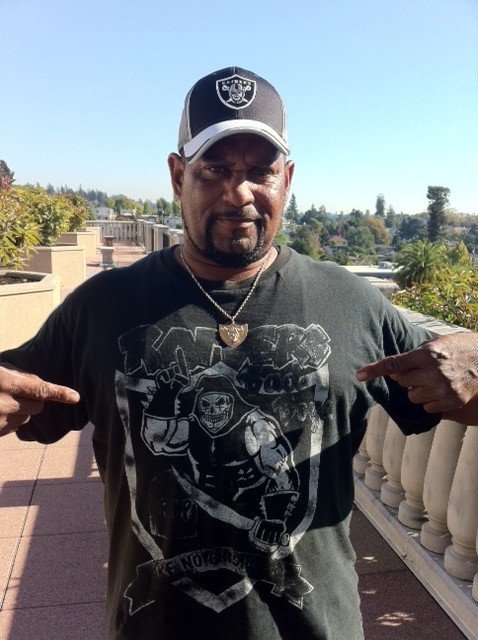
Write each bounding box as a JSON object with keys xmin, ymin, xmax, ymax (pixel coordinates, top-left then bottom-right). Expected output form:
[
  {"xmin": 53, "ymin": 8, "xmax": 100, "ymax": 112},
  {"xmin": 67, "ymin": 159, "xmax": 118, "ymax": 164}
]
[
  {"xmin": 85, "ymin": 220, "xmax": 140, "ymax": 243},
  {"xmin": 85, "ymin": 220, "xmax": 184, "ymax": 251},
  {"xmin": 354, "ymin": 309, "xmax": 477, "ymax": 639}
]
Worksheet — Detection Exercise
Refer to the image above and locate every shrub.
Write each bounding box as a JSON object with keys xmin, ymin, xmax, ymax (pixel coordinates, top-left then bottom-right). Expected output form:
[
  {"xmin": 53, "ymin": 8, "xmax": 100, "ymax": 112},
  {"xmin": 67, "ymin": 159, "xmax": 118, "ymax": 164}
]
[
  {"xmin": 18, "ymin": 187, "xmax": 71, "ymax": 246},
  {"xmin": 393, "ymin": 268, "xmax": 478, "ymax": 331},
  {"xmin": 63, "ymin": 193, "xmax": 94, "ymax": 231},
  {"xmin": 0, "ymin": 188, "xmax": 40, "ymax": 268}
]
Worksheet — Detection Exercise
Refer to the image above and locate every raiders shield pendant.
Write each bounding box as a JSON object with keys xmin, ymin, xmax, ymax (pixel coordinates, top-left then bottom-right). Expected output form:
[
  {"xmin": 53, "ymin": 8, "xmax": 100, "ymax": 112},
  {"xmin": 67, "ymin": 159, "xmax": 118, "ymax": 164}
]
[{"xmin": 218, "ymin": 322, "xmax": 248, "ymax": 348}]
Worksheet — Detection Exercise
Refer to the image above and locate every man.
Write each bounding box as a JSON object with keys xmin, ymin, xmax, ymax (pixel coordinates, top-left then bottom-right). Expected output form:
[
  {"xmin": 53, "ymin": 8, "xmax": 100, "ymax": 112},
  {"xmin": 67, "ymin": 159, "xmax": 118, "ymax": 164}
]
[{"xmin": 0, "ymin": 67, "xmax": 477, "ymax": 639}]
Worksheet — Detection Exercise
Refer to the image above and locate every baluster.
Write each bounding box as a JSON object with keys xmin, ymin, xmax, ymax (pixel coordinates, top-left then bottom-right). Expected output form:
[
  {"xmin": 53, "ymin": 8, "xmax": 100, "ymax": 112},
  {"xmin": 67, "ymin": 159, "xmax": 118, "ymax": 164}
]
[
  {"xmin": 421, "ymin": 420, "xmax": 465, "ymax": 553},
  {"xmin": 444, "ymin": 426, "xmax": 478, "ymax": 580},
  {"xmin": 380, "ymin": 418, "xmax": 406, "ymax": 508},
  {"xmin": 353, "ymin": 432, "xmax": 370, "ymax": 476},
  {"xmin": 364, "ymin": 405, "xmax": 389, "ymax": 491},
  {"xmin": 398, "ymin": 427, "xmax": 436, "ymax": 529}
]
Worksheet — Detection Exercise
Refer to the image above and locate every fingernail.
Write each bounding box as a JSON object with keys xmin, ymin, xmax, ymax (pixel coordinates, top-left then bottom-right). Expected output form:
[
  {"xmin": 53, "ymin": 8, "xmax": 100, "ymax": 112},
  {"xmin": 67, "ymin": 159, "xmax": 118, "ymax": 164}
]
[{"xmin": 67, "ymin": 390, "xmax": 80, "ymax": 402}]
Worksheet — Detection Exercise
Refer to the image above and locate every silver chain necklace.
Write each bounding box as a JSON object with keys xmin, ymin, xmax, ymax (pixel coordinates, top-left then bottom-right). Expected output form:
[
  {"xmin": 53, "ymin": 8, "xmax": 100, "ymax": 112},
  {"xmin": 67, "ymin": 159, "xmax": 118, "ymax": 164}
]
[{"xmin": 180, "ymin": 246, "xmax": 271, "ymax": 348}]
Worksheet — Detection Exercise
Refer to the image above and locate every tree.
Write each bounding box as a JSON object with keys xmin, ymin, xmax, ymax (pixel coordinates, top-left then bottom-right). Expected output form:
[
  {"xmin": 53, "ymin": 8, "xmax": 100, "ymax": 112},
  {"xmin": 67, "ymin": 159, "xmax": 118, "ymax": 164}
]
[
  {"xmin": 449, "ymin": 240, "xmax": 471, "ymax": 267},
  {"xmin": 302, "ymin": 206, "xmax": 330, "ymax": 228},
  {"xmin": 326, "ymin": 252, "xmax": 349, "ymax": 266},
  {"xmin": 142, "ymin": 201, "xmax": 154, "ymax": 217},
  {"xmin": 347, "ymin": 209, "xmax": 364, "ymax": 226},
  {"xmin": 284, "ymin": 193, "xmax": 299, "ymax": 223},
  {"xmin": 274, "ymin": 228, "xmax": 289, "ymax": 246},
  {"xmin": 345, "ymin": 226, "xmax": 375, "ymax": 255},
  {"xmin": 427, "ymin": 186, "xmax": 450, "ymax": 242},
  {"xmin": 463, "ymin": 223, "xmax": 478, "ymax": 254},
  {"xmin": 107, "ymin": 194, "xmax": 141, "ymax": 216},
  {"xmin": 385, "ymin": 205, "xmax": 396, "ymax": 229},
  {"xmin": 394, "ymin": 239, "xmax": 448, "ymax": 288},
  {"xmin": 289, "ymin": 225, "xmax": 324, "ymax": 260},
  {"xmin": 375, "ymin": 194, "xmax": 385, "ymax": 218},
  {"xmin": 398, "ymin": 214, "xmax": 426, "ymax": 242},
  {"xmin": 157, "ymin": 197, "xmax": 173, "ymax": 221},
  {"xmin": 172, "ymin": 198, "xmax": 181, "ymax": 217},
  {"xmin": 0, "ymin": 160, "xmax": 14, "ymax": 190},
  {"xmin": 363, "ymin": 216, "xmax": 390, "ymax": 245}
]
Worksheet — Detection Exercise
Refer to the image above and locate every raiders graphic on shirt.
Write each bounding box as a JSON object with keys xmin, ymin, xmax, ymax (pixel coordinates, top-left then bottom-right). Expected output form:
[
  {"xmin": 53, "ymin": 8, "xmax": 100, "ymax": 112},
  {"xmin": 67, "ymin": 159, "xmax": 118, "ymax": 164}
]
[{"xmin": 115, "ymin": 323, "xmax": 330, "ymax": 615}]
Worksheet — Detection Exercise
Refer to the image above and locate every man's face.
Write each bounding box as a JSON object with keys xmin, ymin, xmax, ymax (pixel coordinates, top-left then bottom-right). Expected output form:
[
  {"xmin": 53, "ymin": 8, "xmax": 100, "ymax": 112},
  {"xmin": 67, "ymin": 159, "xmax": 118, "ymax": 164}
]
[{"xmin": 168, "ymin": 134, "xmax": 294, "ymax": 268}]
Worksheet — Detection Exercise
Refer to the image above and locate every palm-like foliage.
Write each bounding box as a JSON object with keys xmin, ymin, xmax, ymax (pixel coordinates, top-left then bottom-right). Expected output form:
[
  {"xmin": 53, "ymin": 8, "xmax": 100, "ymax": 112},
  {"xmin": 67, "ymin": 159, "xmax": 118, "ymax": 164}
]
[{"xmin": 395, "ymin": 239, "xmax": 448, "ymax": 288}]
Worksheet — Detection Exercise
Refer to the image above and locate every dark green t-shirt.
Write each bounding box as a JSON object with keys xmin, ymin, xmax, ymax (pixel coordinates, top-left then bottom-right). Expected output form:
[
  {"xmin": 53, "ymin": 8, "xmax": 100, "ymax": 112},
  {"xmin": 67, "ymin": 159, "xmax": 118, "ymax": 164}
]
[{"xmin": 1, "ymin": 247, "xmax": 439, "ymax": 639}]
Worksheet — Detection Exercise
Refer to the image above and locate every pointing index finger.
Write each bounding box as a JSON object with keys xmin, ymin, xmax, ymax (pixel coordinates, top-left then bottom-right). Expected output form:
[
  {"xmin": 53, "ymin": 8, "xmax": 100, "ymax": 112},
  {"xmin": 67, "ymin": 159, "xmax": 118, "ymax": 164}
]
[
  {"xmin": 35, "ymin": 381, "xmax": 81, "ymax": 404},
  {"xmin": 356, "ymin": 350, "xmax": 424, "ymax": 382},
  {"xmin": 0, "ymin": 367, "xmax": 80, "ymax": 404}
]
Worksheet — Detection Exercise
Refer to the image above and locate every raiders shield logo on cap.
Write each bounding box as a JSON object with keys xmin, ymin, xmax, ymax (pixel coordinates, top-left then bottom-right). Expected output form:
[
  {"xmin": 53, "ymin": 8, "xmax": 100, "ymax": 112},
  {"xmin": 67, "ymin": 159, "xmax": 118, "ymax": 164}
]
[{"xmin": 216, "ymin": 74, "xmax": 257, "ymax": 110}]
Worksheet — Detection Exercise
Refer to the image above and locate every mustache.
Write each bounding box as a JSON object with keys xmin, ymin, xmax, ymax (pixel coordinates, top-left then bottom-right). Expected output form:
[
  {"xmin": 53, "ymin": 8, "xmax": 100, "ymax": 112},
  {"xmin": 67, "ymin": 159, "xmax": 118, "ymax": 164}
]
[{"xmin": 211, "ymin": 207, "xmax": 262, "ymax": 221}]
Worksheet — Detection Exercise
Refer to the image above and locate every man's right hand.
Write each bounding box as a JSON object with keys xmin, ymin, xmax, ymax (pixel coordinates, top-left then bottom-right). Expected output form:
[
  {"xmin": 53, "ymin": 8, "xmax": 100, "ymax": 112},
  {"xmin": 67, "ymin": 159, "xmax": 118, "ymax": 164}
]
[{"xmin": 0, "ymin": 364, "xmax": 80, "ymax": 436}]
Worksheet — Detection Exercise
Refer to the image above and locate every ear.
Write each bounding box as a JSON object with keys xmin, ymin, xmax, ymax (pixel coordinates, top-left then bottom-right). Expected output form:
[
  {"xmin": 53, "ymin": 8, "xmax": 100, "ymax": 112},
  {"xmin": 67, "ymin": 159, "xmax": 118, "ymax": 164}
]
[
  {"xmin": 284, "ymin": 160, "xmax": 295, "ymax": 198},
  {"xmin": 168, "ymin": 153, "xmax": 185, "ymax": 198}
]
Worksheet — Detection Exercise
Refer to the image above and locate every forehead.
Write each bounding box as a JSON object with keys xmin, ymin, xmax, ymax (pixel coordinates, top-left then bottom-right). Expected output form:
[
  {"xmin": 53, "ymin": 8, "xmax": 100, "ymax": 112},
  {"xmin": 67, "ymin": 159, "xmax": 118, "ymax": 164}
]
[{"xmin": 199, "ymin": 134, "xmax": 282, "ymax": 165}]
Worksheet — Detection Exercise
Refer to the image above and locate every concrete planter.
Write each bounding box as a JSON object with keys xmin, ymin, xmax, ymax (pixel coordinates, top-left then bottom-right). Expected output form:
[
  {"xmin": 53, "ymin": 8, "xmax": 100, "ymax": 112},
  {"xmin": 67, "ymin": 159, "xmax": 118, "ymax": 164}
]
[
  {"xmin": 23, "ymin": 244, "xmax": 86, "ymax": 297},
  {"xmin": 0, "ymin": 271, "xmax": 60, "ymax": 350},
  {"xmin": 58, "ymin": 230, "xmax": 99, "ymax": 261}
]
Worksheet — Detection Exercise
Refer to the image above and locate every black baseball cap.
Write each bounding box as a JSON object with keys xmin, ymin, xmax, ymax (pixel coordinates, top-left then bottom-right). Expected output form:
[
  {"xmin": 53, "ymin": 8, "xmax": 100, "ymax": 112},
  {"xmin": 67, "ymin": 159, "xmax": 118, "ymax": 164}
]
[{"xmin": 178, "ymin": 66, "xmax": 290, "ymax": 163}]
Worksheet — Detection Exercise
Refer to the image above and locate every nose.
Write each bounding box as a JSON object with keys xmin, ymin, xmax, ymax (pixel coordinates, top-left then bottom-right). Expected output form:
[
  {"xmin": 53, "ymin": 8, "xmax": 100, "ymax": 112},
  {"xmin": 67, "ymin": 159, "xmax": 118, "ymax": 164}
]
[{"xmin": 223, "ymin": 175, "xmax": 255, "ymax": 208}]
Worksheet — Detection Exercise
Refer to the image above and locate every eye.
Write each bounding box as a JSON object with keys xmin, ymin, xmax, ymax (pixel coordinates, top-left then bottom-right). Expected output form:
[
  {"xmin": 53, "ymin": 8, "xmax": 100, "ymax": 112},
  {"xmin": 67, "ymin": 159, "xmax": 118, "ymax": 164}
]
[
  {"xmin": 206, "ymin": 165, "xmax": 228, "ymax": 175},
  {"xmin": 249, "ymin": 167, "xmax": 274, "ymax": 182}
]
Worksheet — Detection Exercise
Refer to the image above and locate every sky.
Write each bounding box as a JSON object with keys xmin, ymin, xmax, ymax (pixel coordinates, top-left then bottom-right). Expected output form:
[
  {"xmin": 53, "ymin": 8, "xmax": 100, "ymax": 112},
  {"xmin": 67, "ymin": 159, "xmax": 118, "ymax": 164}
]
[{"xmin": 1, "ymin": 0, "xmax": 477, "ymax": 215}]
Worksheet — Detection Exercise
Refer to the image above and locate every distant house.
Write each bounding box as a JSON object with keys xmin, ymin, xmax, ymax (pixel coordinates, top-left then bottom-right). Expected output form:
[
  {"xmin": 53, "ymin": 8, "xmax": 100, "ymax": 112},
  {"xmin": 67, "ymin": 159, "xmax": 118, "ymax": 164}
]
[
  {"xmin": 375, "ymin": 244, "xmax": 395, "ymax": 261},
  {"xmin": 165, "ymin": 216, "xmax": 183, "ymax": 228},
  {"xmin": 116, "ymin": 210, "xmax": 136, "ymax": 220},
  {"xmin": 325, "ymin": 236, "xmax": 348, "ymax": 255},
  {"xmin": 95, "ymin": 206, "xmax": 115, "ymax": 220}
]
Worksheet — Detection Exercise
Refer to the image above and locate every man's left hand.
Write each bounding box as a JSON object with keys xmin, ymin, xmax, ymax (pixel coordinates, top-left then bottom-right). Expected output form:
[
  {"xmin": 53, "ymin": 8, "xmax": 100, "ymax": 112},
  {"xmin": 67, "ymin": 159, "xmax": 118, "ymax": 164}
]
[{"xmin": 356, "ymin": 333, "xmax": 478, "ymax": 424}]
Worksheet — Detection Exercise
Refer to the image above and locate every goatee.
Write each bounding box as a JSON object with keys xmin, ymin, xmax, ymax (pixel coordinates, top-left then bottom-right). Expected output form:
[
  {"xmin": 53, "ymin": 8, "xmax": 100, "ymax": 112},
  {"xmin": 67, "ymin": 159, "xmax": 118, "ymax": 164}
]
[{"xmin": 183, "ymin": 216, "xmax": 267, "ymax": 268}]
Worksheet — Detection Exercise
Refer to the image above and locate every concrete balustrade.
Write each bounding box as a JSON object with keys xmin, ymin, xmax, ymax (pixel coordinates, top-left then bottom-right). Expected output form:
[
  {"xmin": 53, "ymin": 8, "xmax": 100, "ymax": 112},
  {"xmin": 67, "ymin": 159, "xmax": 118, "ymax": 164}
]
[
  {"xmin": 444, "ymin": 427, "xmax": 478, "ymax": 582},
  {"xmin": 421, "ymin": 420, "xmax": 466, "ymax": 553},
  {"xmin": 398, "ymin": 427, "xmax": 436, "ymax": 529},
  {"xmin": 355, "ymin": 401, "xmax": 478, "ymax": 634},
  {"xmin": 86, "ymin": 220, "xmax": 184, "ymax": 254},
  {"xmin": 86, "ymin": 220, "xmax": 141, "ymax": 243},
  {"xmin": 352, "ymin": 433, "xmax": 370, "ymax": 476},
  {"xmin": 380, "ymin": 418, "xmax": 406, "ymax": 508},
  {"xmin": 153, "ymin": 224, "xmax": 169, "ymax": 251},
  {"xmin": 363, "ymin": 404, "xmax": 389, "ymax": 491}
]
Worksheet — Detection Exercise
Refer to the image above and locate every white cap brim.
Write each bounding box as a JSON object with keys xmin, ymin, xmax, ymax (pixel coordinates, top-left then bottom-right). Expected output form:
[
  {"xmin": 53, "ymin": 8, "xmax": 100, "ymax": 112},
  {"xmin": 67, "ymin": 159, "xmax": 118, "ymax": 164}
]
[{"xmin": 182, "ymin": 119, "xmax": 290, "ymax": 163}]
